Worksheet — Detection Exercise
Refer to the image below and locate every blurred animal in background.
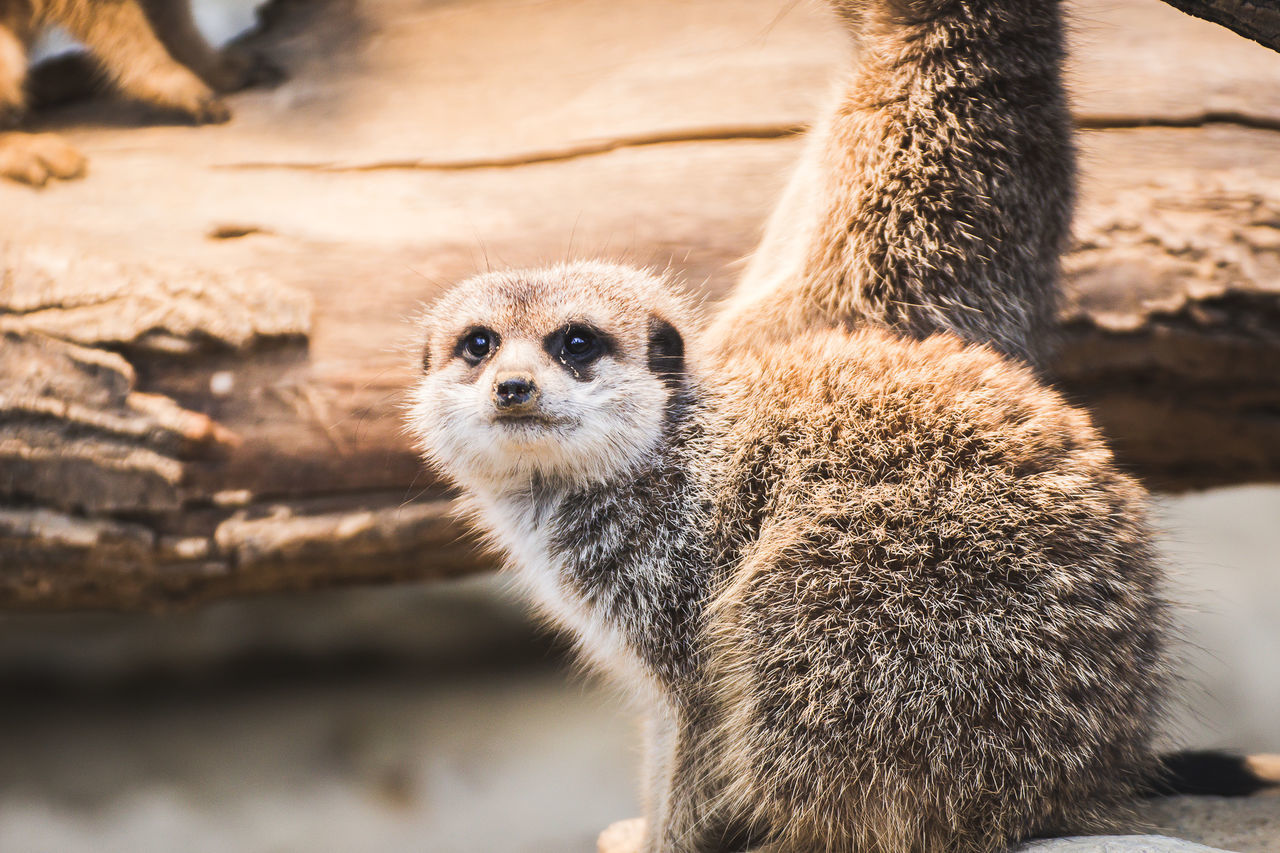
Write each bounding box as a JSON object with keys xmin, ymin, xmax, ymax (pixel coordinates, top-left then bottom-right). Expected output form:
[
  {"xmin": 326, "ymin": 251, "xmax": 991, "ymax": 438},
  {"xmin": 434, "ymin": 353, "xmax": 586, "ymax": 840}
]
[
  {"xmin": 0, "ymin": 0, "xmax": 281, "ymax": 186},
  {"xmin": 707, "ymin": 0, "xmax": 1074, "ymax": 371}
]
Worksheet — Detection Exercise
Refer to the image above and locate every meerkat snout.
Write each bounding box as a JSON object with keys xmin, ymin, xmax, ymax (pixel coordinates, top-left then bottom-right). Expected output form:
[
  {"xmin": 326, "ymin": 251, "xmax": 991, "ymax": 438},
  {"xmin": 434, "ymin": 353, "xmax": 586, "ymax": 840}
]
[{"xmin": 493, "ymin": 374, "xmax": 538, "ymax": 411}]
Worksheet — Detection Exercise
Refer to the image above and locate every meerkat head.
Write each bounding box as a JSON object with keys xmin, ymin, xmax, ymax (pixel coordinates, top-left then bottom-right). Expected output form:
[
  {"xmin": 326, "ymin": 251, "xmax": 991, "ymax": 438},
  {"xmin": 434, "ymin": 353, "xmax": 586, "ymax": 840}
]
[{"xmin": 408, "ymin": 261, "xmax": 694, "ymax": 495}]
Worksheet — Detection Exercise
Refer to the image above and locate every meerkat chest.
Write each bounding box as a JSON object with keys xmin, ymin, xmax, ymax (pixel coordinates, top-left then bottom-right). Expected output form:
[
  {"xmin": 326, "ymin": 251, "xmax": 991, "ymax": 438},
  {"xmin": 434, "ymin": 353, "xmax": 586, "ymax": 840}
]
[{"xmin": 480, "ymin": 494, "xmax": 655, "ymax": 693}]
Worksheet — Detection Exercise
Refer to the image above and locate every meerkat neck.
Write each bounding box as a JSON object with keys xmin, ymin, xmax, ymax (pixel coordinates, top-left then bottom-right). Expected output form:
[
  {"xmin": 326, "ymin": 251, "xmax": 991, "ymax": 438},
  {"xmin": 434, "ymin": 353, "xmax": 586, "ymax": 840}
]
[{"xmin": 485, "ymin": 393, "xmax": 717, "ymax": 701}]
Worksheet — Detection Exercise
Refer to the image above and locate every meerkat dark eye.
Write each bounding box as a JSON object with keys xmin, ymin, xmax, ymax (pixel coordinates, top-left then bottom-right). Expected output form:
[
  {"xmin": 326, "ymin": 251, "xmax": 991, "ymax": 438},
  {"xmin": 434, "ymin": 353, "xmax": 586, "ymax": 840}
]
[
  {"xmin": 459, "ymin": 328, "xmax": 496, "ymax": 363},
  {"xmin": 561, "ymin": 325, "xmax": 601, "ymax": 361}
]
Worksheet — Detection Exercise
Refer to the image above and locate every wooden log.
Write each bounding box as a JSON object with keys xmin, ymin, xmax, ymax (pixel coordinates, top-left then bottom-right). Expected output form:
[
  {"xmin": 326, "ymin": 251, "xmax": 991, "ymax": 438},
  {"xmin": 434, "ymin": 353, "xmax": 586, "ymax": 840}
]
[{"xmin": 3, "ymin": 0, "xmax": 1280, "ymax": 609}]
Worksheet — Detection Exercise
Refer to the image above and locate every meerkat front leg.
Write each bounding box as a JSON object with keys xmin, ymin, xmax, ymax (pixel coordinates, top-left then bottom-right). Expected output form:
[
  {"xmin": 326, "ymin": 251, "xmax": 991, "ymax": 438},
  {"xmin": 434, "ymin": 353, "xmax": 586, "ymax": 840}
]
[
  {"xmin": 0, "ymin": 17, "xmax": 24, "ymax": 127},
  {"xmin": 0, "ymin": 24, "xmax": 85, "ymax": 185},
  {"xmin": 139, "ymin": 0, "xmax": 282, "ymax": 94},
  {"xmin": 641, "ymin": 708, "xmax": 763, "ymax": 853},
  {"xmin": 55, "ymin": 0, "xmax": 229, "ymax": 124}
]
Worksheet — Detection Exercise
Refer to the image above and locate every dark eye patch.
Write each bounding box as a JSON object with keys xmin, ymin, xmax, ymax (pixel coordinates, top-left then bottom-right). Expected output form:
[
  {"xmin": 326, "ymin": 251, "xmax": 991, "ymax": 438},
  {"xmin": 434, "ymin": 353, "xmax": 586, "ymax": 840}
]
[
  {"xmin": 454, "ymin": 327, "xmax": 499, "ymax": 365},
  {"xmin": 563, "ymin": 326, "xmax": 596, "ymax": 357},
  {"xmin": 545, "ymin": 322, "xmax": 615, "ymax": 380},
  {"xmin": 647, "ymin": 316, "xmax": 684, "ymax": 388}
]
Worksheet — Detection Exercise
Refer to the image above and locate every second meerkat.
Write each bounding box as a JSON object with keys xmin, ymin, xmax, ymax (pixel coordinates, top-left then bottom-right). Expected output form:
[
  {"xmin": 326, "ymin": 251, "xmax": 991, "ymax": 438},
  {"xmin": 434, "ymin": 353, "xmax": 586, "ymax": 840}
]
[
  {"xmin": 710, "ymin": 0, "xmax": 1074, "ymax": 369},
  {"xmin": 0, "ymin": 0, "xmax": 278, "ymax": 186}
]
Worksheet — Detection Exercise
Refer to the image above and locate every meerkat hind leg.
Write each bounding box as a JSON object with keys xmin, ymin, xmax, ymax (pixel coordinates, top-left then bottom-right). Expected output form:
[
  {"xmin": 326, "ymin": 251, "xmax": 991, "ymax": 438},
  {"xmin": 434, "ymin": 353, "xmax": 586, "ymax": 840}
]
[
  {"xmin": 642, "ymin": 710, "xmax": 765, "ymax": 853},
  {"xmin": 54, "ymin": 0, "xmax": 229, "ymax": 123}
]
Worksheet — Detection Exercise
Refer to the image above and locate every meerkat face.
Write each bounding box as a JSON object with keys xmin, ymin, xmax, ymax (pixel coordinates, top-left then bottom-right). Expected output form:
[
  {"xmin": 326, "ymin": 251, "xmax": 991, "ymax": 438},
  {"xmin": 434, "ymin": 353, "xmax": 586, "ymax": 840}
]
[{"xmin": 408, "ymin": 262, "xmax": 692, "ymax": 494}]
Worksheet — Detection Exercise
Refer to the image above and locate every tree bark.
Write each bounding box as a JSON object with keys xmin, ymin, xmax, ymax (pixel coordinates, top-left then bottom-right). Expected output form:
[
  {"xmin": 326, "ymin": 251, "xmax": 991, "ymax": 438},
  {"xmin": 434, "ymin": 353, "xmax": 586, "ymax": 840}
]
[
  {"xmin": 1158, "ymin": 0, "xmax": 1280, "ymax": 52},
  {"xmin": 4, "ymin": 0, "xmax": 1280, "ymax": 610}
]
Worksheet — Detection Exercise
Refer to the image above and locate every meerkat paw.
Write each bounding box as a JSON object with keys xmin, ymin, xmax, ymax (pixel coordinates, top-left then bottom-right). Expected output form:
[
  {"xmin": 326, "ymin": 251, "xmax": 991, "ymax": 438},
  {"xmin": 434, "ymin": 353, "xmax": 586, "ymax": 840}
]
[
  {"xmin": 209, "ymin": 46, "xmax": 285, "ymax": 93},
  {"xmin": 0, "ymin": 102, "xmax": 25, "ymax": 129},
  {"xmin": 597, "ymin": 818, "xmax": 645, "ymax": 853},
  {"xmin": 136, "ymin": 67, "xmax": 231, "ymax": 124},
  {"xmin": 184, "ymin": 91, "xmax": 231, "ymax": 124},
  {"xmin": 0, "ymin": 132, "xmax": 87, "ymax": 187}
]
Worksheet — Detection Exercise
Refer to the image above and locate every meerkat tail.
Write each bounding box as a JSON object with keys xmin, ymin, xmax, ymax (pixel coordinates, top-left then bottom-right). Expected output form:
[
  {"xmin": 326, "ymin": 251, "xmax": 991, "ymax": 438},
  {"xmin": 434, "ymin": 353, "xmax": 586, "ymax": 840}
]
[
  {"xmin": 1151, "ymin": 750, "xmax": 1280, "ymax": 797},
  {"xmin": 709, "ymin": 0, "xmax": 1074, "ymax": 368}
]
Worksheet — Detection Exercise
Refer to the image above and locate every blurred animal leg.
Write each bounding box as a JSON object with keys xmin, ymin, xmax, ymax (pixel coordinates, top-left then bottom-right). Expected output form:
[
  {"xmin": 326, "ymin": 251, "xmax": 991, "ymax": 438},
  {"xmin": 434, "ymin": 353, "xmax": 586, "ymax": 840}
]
[
  {"xmin": 0, "ymin": 24, "xmax": 85, "ymax": 185},
  {"xmin": 0, "ymin": 17, "xmax": 24, "ymax": 125},
  {"xmin": 643, "ymin": 708, "xmax": 760, "ymax": 853},
  {"xmin": 55, "ymin": 0, "xmax": 229, "ymax": 123}
]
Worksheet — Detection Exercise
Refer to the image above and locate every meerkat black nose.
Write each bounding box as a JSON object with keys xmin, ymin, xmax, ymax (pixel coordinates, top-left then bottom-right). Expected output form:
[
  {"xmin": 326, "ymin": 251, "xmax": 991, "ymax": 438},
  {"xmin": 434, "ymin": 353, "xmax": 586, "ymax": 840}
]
[{"xmin": 494, "ymin": 375, "xmax": 538, "ymax": 409}]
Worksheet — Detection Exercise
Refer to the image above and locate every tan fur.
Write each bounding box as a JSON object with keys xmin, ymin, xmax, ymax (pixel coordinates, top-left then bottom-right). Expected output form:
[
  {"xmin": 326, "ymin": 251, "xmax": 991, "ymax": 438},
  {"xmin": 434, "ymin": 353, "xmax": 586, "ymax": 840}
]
[
  {"xmin": 408, "ymin": 263, "xmax": 1170, "ymax": 853},
  {"xmin": 408, "ymin": 1, "xmax": 1169, "ymax": 850},
  {"xmin": 709, "ymin": 0, "xmax": 1074, "ymax": 369},
  {"xmin": 0, "ymin": 0, "xmax": 278, "ymax": 186},
  {"xmin": 701, "ymin": 331, "xmax": 1162, "ymax": 852}
]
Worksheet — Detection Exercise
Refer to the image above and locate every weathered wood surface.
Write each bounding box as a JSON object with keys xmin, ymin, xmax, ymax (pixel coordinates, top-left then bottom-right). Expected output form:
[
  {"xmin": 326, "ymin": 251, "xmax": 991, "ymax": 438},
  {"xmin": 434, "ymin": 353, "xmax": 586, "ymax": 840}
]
[{"xmin": 3, "ymin": 0, "xmax": 1280, "ymax": 609}]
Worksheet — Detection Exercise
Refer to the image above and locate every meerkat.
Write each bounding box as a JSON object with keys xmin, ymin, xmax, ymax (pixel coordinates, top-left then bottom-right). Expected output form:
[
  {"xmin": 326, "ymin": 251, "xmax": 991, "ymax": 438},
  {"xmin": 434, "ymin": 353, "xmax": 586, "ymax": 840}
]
[
  {"xmin": 707, "ymin": 0, "xmax": 1075, "ymax": 370},
  {"xmin": 407, "ymin": 1, "xmax": 1277, "ymax": 851},
  {"xmin": 0, "ymin": 0, "xmax": 278, "ymax": 186},
  {"xmin": 409, "ymin": 261, "xmax": 1169, "ymax": 852}
]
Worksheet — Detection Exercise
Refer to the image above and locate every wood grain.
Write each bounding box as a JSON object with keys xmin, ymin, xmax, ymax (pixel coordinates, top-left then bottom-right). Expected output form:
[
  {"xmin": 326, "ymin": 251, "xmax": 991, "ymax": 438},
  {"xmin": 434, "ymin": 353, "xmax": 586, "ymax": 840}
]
[{"xmin": 3, "ymin": 0, "xmax": 1280, "ymax": 609}]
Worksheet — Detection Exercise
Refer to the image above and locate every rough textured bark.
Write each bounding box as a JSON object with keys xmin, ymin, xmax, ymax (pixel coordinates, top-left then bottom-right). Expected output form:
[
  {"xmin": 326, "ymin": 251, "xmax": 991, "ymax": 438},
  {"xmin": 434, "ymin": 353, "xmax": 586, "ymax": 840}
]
[
  {"xmin": 1158, "ymin": 0, "xmax": 1280, "ymax": 52},
  {"xmin": 3, "ymin": 0, "xmax": 1280, "ymax": 610}
]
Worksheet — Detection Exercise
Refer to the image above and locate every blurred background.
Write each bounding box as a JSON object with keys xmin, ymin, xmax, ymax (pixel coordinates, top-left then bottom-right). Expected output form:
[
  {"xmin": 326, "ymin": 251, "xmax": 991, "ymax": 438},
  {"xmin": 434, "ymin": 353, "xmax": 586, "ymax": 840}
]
[
  {"xmin": 3, "ymin": 0, "xmax": 1279, "ymax": 851},
  {"xmin": 0, "ymin": 488, "xmax": 1277, "ymax": 852}
]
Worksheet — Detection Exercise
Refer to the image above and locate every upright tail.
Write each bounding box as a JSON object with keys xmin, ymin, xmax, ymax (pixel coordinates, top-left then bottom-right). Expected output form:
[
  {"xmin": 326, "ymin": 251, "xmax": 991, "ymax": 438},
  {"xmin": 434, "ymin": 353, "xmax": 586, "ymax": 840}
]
[
  {"xmin": 1151, "ymin": 750, "xmax": 1280, "ymax": 797},
  {"xmin": 708, "ymin": 0, "xmax": 1075, "ymax": 369}
]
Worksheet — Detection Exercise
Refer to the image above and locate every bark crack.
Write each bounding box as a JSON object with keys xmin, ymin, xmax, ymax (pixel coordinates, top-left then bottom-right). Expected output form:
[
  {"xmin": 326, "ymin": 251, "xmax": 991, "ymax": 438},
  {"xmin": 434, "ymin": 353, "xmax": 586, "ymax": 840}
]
[
  {"xmin": 213, "ymin": 123, "xmax": 811, "ymax": 172},
  {"xmin": 213, "ymin": 112, "xmax": 1280, "ymax": 174}
]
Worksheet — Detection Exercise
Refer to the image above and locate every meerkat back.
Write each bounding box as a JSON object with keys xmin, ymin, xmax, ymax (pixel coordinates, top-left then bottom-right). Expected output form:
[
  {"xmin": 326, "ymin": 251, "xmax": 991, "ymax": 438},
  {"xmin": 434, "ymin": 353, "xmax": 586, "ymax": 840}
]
[{"xmin": 700, "ymin": 330, "xmax": 1166, "ymax": 851}]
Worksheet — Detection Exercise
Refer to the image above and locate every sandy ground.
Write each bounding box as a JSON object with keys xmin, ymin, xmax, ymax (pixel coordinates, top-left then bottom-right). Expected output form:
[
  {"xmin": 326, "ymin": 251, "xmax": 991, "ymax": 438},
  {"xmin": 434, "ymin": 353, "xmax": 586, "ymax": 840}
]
[{"xmin": 0, "ymin": 486, "xmax": 1276, "ymax": 853}]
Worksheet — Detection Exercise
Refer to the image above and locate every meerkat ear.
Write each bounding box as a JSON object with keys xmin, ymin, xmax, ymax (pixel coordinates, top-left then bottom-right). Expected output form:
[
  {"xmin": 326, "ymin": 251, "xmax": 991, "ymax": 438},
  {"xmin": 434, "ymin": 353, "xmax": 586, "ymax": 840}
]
[
  {"xmin": 421, "ymin": 342, "xmax": 430, "ymax": 372},
  {"xmin": 647, "ymin": 316, "xmax": 684, "ymax": 387}
]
